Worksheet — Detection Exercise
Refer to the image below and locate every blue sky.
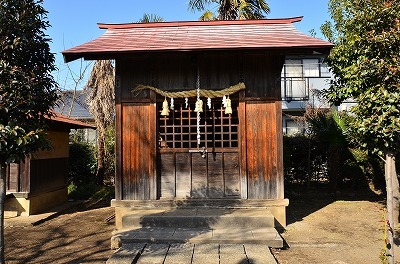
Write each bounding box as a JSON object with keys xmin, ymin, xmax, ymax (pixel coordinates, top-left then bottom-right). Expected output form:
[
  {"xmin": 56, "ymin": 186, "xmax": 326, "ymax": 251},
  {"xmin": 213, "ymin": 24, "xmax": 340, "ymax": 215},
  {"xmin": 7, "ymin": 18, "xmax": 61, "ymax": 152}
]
[{"xmin": 43, "ymin": 0, "xmax": 330, "ymax": 90}]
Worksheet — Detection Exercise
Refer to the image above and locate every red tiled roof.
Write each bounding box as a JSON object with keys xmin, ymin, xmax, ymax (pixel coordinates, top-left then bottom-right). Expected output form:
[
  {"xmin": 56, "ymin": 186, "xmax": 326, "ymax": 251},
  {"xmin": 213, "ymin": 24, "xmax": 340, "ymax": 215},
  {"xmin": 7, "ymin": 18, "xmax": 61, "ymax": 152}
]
[
  {"xmin": 63, "ymin": 17, "xmax": 333, "ymax": 62},
  {"xmin": 48, "ymin": 112, "xmax": 96, "ymax": 129}
]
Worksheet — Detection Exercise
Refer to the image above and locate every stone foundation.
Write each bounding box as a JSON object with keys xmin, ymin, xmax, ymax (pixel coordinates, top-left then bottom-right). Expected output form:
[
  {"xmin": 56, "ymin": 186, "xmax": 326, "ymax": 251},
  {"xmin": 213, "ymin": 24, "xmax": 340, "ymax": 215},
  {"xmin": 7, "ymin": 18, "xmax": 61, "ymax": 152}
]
[
  {"xmin": 111, "ymin": 198, "xmax": 289, "ymax": 230},
  {"xmin": 5, "ymin": 187, "xmax": 68, "ymax": 216}
]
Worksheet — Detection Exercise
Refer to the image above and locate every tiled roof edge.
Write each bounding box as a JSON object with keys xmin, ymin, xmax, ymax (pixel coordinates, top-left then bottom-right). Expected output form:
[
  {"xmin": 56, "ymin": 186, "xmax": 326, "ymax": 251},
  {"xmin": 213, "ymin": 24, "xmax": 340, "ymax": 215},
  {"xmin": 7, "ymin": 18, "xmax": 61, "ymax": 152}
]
[{"xmin": 97, "ymin": 17, "xmax": 304, "ymax": 30}]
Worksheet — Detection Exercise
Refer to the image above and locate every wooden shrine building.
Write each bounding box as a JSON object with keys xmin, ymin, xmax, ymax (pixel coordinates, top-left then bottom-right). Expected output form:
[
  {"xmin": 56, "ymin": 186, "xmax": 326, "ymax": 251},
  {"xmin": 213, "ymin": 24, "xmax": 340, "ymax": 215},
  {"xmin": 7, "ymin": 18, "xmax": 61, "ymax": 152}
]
[
  {"xmin": 63, "ymin": 17, "xmax": 332, "ymax": 229},
  {"xmin": 5, "ymin": 113, "xmax": 95, "ymax": 216}
]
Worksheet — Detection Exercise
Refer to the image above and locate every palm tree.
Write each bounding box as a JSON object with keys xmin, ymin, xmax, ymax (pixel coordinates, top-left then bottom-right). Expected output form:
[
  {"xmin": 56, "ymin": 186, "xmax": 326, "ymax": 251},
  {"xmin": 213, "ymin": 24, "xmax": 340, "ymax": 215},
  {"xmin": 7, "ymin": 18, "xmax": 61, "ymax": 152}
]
[
  {"xmin": 305, "ymin": 109, "xmax": 351, "ymax": 191},
  {"xmin": 188, "ymin": 0, "xmax": 270, "ymax": 20},
  {"xmin": 138, "ymin": 13, "xmax": 164, "ymax": 23},
  {"xmin": 86, "ymin": 14, "xmax": 165, "ymax": 185},
  {"xmin": 85, "ymin": 60, "xmax": 115, "ymax": 184}
]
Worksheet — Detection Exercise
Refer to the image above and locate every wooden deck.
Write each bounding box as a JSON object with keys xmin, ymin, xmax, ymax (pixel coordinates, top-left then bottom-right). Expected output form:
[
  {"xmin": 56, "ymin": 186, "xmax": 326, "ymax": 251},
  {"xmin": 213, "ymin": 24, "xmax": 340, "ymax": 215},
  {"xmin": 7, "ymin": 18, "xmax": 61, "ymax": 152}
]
[{"xmin": 107, "ymin": 243, "xmax": 277, "ymax": 264}]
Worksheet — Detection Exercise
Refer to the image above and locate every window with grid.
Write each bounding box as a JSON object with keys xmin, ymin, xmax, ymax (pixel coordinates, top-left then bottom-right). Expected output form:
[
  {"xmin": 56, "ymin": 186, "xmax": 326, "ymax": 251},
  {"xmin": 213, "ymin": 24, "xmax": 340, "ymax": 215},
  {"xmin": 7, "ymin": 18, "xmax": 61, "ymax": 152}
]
[{"xmin": 158, "ymin": 100, "xmax": 239, "ymax": 149}]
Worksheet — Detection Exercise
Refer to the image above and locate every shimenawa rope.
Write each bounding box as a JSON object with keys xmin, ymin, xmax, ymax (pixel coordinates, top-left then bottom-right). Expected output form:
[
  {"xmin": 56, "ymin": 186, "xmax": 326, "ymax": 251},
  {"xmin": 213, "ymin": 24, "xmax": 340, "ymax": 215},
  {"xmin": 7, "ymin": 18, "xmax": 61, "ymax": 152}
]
[{"xmin": 132, "ymin": 82, "xmax": 245, "ymax": 98}]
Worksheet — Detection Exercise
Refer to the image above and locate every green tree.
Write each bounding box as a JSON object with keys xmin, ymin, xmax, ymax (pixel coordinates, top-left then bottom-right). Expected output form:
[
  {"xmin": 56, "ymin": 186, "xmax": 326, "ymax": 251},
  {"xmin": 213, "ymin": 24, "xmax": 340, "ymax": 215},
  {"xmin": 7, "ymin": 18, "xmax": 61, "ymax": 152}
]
[
  {"xmin": 323, "ymin": 1, "xmax": 400, "ymax": 262},
  {"xmin": 188, "ymin": 0, "xmax": 270, "ymax": 20},
  {"xmin": 0, "ymin": 0, "xmax": 58, "ymax": 262},
  {"xmin": 305, "ymin": 109, "xmax": 351, "ymax": 191},
  {"xmin": 138, "ymin": 13, "xmax": 165, "ymax": 23}
]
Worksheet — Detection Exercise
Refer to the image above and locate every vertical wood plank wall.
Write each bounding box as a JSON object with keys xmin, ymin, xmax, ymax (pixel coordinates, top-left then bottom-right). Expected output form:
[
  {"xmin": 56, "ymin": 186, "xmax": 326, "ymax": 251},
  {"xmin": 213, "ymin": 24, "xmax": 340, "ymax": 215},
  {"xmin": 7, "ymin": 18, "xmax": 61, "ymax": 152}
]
[
  {"xmin": 159, "ymin": 151, "xmax": 240, "ymax": 199},
  {"xmin": 6, "ymin": 130, "xmax": 71, "ymax": 196},
  {"xmin": 120, "ymin": 103, "xmax": 156, "ymax": 200},
  {"xmin": 115, "ymin": 52, "xmax": 284, "ymax": 201},
  {"xmin": 6, "ymin": 158, "xmax": 30, "ymax": 193},
  {"xmin": 245, "ymin": 101, "xmax": 283, "ymax": 199}
]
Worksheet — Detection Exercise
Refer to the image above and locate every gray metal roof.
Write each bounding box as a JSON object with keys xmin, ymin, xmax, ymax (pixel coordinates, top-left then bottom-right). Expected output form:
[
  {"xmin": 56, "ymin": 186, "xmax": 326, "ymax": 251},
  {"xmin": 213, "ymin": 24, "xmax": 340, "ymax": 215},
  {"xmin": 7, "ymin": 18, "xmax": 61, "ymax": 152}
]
[{"xmin": 54, "ymin": 90, "xmax": 93, "ymax": 121}]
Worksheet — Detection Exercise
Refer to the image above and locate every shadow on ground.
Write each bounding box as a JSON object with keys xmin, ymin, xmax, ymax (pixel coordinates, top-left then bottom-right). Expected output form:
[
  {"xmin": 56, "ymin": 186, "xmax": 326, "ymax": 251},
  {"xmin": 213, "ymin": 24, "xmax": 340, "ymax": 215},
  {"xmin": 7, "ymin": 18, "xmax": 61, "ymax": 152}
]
[
  {"xmin": 5, "ymin": 199, "xmax": 115, "ymax": 264},
  {"xmin": 284, "ymin": 183, "xmax": 383, "ymax": 226}
]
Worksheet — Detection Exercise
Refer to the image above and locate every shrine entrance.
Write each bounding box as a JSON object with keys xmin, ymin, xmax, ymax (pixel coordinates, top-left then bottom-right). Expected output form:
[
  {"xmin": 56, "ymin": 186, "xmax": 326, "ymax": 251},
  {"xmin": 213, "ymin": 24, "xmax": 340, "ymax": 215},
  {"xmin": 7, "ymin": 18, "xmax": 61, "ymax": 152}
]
[{"xmin": 158, "ymin": 99, "xmax": 241, "ymax": 199}]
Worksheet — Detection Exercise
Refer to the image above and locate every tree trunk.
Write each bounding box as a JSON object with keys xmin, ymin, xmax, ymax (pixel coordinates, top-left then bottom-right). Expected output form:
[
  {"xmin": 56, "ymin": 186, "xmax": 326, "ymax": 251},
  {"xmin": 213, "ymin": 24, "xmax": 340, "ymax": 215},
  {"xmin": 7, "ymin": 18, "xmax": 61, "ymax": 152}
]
[
  {"xmin": 96, "ymin": 131, "xmax": 105, "ymax": 185},
  {"xmin": 385, "ymin": 152, "xmax": 396, "ymax": 264},
  {"xmin": 0, "ymin": 161, "xmax": 6, "ymax": 263},
  {"xmin": 391, "ymin": 159, "xmax": 399, "ymax": 226}
]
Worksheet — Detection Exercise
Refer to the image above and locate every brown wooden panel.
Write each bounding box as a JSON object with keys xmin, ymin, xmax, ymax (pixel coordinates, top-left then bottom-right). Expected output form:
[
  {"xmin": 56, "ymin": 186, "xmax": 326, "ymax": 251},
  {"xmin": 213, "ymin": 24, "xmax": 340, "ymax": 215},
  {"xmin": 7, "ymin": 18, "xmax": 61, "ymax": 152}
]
[
  {"xmin": 207, "ymin": 153, "xmax": 224, "ymax": 198},
  {"xmin": 275, "ymin": 101, "xmax": 284, "ymax": 199},
  {"xmin": 191, "ymin": 153, "xmax": 207, "ymax": 198},
  {"xmin": 19, "ymin": 157, "xmax": 30, "ymax": 193},
  {"xmin": 30, "ymin": 158, "xmax": 68, "ymax": 194},
  {"xmin": 7, "ymin": 163, "xmax": 19, "ymax": 192},
  {"xmin": 200, "ymin": 54, "xmax": 240, "ymax": 90},
  {"xmin": 265, "ymin": 102, "xmax": 277, "ymax": 197},
  {"xmin": 153, "ymin": 55, "xmax": 196, "ymax": 91},
  {"xmin": 245, "ymin": 101, "xmax": 282, "ymax": 199},
  {"xmin": 136, "ymin": 105, "xmax": 145, "ymax": 199},
  {"xmin": 115, "ymin": 63, "xmax": 122, "ymax": 199},
  {"xmin": 120, "ymin": 52, "xmax": 286, "ymax": 103},
  {"xmin": 32, "ymin": 131, "xmax": 69, "ymax": 160},
  {"xmin": 120, "ymin": 55, "xmax": 196, "ymax": 102},
  {"xmin": 223, "ymin": 153, "xmax": 240, "ymax": 197},
  {"xmin": 175, "ymin": 153, "xmax": 191, "ymax": 199},
  {"xmin": 246, "ymin": 103, "xmax": 264, "ymax": 198},
  {"xmin": 120, "ymin": 58, "xmax": 152, "ymax": 101},
  {"xmin": 149, "ymin": 93, "xmax": 157, "ymax": 199},
  {"xmin": 121, "ymin": 103, "xmax": 156, "ymax": 200},
  {"xmin": 5, "ymin": 165, "xmax": 10, "ymax": 191},
  {"xmin": 243, "ymin": 54, "xmax": 284, "ymax": 99},
  {"xmin": 115, "ymin": 103, "xmax": 122, "ymax": 200},
  {"xmin": 122, "ymin": 104, "xmax": 132, "ymax": 199},
  {"xmin": 238, "ymin": 92, "xmax": 247, "ymax": 198},
  {"xmin": 160, "ymin": 153, "xmax": 175, "ymax": 199}
]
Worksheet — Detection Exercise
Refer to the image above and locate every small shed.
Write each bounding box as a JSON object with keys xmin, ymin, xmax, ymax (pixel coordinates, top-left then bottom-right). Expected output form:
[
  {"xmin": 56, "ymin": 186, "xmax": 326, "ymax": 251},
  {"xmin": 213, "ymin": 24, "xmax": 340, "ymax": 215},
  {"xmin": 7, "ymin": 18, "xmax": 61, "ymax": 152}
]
[
  {"xmin": 5, "ymin": 113, "xmax": 96, "ymax": 216},
  {"xmin": 63, "ymin": 17, "xmax": 332, "ymax": 228}
]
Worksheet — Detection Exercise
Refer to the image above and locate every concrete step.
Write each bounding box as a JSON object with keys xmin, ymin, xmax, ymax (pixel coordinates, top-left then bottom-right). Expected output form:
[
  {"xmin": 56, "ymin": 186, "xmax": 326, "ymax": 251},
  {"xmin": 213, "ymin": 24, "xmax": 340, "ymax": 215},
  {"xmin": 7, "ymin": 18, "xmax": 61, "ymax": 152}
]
[
  {"xmin": 112, "ymin": 227, "xmax": 283, "ymax": 248},
  {"xmin": 121, "ymin": 208, "xmax": 275, "ymax": 230},
  {"xmin": 4, "ymin": 211, "xmax": 18, "ymax": 218}
]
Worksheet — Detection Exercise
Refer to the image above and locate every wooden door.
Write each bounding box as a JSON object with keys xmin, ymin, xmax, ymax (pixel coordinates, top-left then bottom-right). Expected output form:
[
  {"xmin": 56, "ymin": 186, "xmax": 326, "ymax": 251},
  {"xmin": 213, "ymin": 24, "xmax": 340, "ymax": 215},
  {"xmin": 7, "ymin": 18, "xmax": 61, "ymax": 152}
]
[{"xmin": 158, "ymin": 100, "xmax": 240, "ymax": 199}]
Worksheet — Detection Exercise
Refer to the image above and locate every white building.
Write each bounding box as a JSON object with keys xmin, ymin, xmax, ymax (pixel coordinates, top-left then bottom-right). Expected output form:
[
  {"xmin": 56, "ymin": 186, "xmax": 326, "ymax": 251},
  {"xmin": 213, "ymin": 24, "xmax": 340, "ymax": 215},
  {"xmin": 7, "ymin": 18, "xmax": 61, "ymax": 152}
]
[{"xmin": 281, "ymin": 56, "xmax": 354, "ymax": 135}]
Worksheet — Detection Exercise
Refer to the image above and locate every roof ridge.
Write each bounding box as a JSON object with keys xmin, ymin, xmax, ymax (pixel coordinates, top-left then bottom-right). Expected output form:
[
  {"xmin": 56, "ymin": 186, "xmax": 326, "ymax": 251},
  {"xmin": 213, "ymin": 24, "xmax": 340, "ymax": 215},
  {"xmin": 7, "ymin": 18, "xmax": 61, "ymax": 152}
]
[{"xmin": 98, "ymin": 17, "xmax": 303, "ymax": 30}]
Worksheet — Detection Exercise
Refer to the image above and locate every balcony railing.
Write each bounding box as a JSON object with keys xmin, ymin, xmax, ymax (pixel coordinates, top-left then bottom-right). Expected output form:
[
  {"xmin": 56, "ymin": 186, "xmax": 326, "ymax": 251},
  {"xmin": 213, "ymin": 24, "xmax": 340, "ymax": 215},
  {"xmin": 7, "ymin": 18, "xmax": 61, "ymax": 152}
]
[{"xmin": 281, "ymin": 62, "xmax": 331, "ymax": 102}]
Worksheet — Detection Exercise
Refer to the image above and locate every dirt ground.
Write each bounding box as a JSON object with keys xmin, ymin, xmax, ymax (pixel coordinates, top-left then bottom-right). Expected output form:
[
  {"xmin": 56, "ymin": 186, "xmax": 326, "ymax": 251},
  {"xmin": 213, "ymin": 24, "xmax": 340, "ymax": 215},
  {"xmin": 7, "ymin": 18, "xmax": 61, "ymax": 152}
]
[
  {"xmin": 5, "ymin": 200, "xmax": 115, "ymax": 264},
  {"xmin": 4, "ymin": 193, "xmax": 400, "ymax": 263},
  {"xmin": 274, "ymin": 196, "xmax": 399, "ymax": 264}
]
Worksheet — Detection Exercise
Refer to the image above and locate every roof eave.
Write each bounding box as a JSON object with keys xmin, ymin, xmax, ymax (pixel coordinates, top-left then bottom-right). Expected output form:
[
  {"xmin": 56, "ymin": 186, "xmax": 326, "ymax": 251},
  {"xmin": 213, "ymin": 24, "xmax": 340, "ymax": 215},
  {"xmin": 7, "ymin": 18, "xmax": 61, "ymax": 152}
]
[
  {"xmin": 48, "ymin": 112, "xmax": 97, "ymax": 129},
  {"xmin": 97, "ymin": 16, "xmax": 304, "ymax": 30},
  {"xmin": 63, "ymin": 45, "xmax": 333, "ymax": 63}
]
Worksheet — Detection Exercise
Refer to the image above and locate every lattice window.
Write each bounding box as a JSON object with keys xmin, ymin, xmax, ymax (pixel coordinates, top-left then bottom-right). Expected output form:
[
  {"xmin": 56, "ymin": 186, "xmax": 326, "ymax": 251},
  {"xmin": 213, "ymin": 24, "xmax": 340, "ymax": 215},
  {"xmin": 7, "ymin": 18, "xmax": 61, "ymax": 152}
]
[{"xmin": 158, "ymin": 100, "xmax": 239, "ymax": 149}]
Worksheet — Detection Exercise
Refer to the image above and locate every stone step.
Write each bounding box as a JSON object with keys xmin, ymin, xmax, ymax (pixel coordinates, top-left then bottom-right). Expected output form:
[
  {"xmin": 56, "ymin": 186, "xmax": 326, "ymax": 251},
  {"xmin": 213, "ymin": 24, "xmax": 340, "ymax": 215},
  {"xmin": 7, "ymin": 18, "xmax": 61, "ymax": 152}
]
[
  {"xmin": 121, "ymin": 208, "xmax": 275, "ymax": 230},
  {"xmin": 112, "ymin": 227, "xmax": 283, "ymax": 248}
]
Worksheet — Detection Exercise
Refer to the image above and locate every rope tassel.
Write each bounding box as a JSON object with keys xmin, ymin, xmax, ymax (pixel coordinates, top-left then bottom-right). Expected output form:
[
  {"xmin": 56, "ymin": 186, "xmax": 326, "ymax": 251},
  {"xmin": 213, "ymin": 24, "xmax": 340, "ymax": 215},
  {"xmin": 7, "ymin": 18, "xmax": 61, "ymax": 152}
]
[
  {"xmin": 161, "ymin": 98, "xmax": 169, "ymax": 116},
  {"xmin": 194, "ymin": 99, "xmax": 203, "ymax": 113},
  {"xmin": 225, "ymin": 96, "xmax": 232, "ymax": 115}
]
